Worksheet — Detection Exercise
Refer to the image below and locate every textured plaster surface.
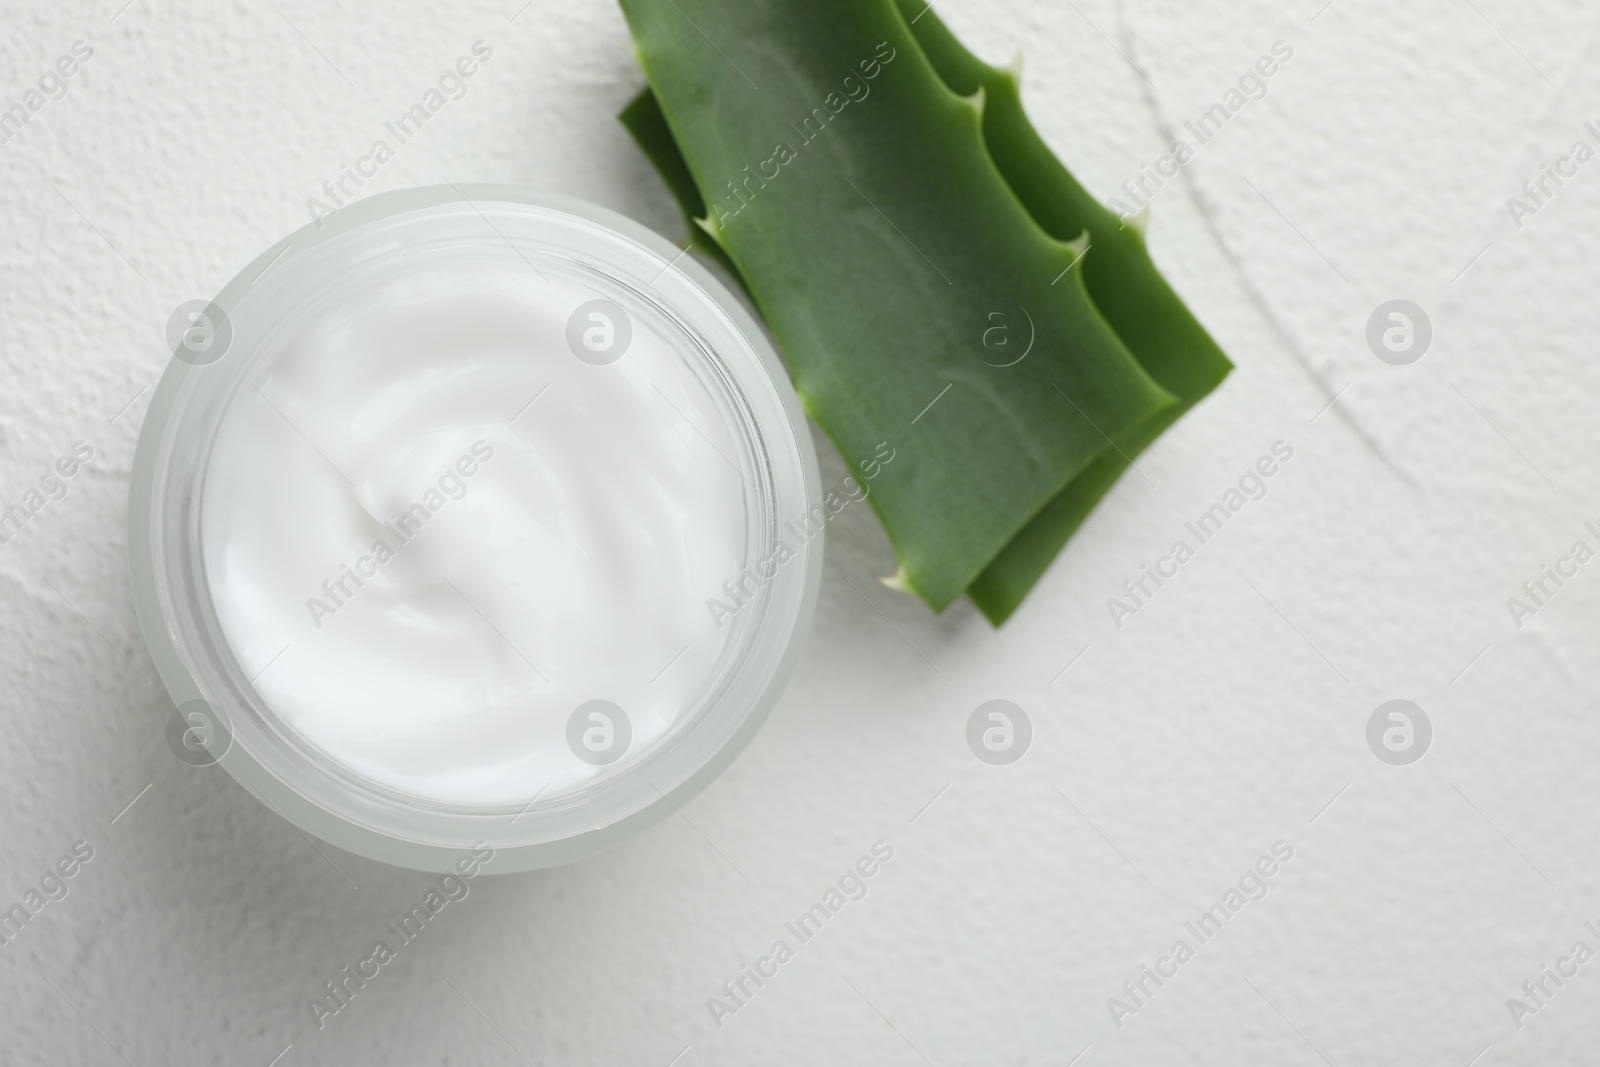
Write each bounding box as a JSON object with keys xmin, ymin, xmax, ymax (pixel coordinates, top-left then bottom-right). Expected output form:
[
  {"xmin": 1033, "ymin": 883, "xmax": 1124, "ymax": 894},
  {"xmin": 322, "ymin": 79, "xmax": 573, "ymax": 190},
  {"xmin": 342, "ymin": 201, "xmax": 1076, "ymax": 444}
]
[{"xmin": 1, "ymin": 0, "xmax": 1597, "ymax": 1064}]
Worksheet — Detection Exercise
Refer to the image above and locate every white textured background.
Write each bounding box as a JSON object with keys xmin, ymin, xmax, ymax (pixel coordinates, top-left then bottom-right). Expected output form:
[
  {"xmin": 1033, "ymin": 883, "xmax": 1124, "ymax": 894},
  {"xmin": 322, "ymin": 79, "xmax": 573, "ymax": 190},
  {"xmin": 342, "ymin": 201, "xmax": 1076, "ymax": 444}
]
[{"xmin": 1, "ymin": 0, "xmax": 1597, "ymax": 1064}]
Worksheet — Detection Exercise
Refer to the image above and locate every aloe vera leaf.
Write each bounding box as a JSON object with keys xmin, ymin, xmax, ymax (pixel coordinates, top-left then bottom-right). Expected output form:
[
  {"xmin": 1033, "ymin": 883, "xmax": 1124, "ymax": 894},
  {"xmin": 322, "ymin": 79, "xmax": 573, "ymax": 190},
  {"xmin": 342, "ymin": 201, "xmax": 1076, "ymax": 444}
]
[
  {"xmin": 618, "ymin": 8, "xmax": 1233, "ymax": 624},
  {"xmin": 617, "ymin": 0, "xmax": 1176, "ymax": 610},
  {"xmin": 894, "ymin": 2, "xmax": 1233, "ymax": 623},
  {"xmin": 620, "ymin": 92, "xmax": 1182, "ymax": 624}
]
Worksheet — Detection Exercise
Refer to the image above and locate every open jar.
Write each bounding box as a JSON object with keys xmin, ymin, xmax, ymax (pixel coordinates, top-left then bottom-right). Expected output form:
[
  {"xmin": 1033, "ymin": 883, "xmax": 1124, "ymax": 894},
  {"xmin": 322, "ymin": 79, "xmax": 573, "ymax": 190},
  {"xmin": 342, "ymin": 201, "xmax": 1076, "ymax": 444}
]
[{"xmin": 129, "ymin": 185, "xmax": 821, "ymax": 872}]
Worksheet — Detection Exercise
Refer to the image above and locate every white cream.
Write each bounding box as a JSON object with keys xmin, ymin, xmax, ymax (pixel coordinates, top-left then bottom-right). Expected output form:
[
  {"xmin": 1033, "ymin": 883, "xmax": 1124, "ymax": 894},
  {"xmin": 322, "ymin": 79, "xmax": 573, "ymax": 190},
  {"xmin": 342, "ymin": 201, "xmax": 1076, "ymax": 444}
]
[{"xmin": 201, "ymin": 268, "xmax": 750, "ymax": 807}]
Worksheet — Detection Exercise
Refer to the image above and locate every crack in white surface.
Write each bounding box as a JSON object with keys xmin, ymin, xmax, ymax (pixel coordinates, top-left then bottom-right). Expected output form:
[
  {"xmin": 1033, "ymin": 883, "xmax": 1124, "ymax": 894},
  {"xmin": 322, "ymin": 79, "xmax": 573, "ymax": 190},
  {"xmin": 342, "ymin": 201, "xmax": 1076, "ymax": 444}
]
[{"xmin": 1112, "ymin": 0, "xmax": 1419, "ymax": 488}]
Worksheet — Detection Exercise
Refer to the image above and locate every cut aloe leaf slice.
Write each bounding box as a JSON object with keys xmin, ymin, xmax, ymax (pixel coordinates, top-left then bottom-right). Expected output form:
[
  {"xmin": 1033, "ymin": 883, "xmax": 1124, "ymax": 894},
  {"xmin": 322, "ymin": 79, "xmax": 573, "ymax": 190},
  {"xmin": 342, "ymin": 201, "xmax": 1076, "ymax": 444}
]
[
  {"xmin": 893, "ymin": 0, "xmax": 1232, "ymax": 623},
  {"xmin": 618, "ymin": 0, "xmax": 1177, "ymax": 611}
]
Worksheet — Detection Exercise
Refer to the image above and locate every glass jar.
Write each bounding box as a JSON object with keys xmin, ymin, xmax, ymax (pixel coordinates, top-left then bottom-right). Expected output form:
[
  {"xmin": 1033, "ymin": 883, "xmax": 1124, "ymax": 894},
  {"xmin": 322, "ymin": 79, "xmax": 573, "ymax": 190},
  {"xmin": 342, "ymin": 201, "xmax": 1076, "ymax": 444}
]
[{"xmin": 129, "ymin": 185, "xmax": 821, "ymax": 872}]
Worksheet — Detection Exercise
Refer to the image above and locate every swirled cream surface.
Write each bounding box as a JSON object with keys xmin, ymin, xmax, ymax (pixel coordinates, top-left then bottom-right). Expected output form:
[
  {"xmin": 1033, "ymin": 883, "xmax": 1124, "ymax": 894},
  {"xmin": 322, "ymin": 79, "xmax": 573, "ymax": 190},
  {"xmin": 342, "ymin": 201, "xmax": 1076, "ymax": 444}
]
[{"xmin": 201, "ymin": 269, "xmax": 748, "ymax": 806}]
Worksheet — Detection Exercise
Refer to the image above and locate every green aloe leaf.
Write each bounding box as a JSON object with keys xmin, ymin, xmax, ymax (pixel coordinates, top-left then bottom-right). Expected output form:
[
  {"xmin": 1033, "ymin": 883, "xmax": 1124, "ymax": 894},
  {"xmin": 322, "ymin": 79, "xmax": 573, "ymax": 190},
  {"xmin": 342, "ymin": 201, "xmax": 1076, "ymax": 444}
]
[
  {"xmin": 890, "ymin": 0, "xmax": 1233, "ymax": 622},
  {"xmin": 621, "ymin": 8, "xmax": 1232, "ymax": 623},
  {"xmin": 623, "ymin": 6, "xmax": 1234, "ymax": 623},
  {"xmin": 617, "ymin": 0, "xmax": 1187, "ymax": 612}
]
